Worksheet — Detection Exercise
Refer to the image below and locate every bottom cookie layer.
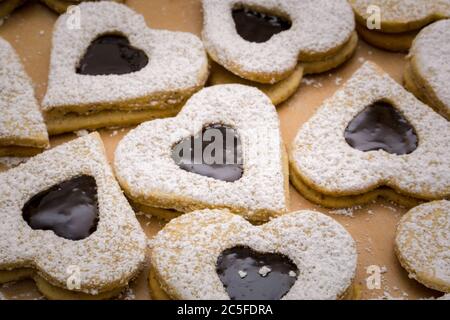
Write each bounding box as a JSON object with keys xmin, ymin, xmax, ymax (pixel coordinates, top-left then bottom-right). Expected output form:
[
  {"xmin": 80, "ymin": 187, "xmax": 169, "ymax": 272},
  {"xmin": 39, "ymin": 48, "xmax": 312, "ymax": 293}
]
[
  {"xmin": 289, "ymin": 164, "xmax": 422, "ymax": 209},
  {"xmin": 0, "ymin": 145, "xmax": 44, "ymax": 157},
  {"xmin": 355, "ymin": 23, "xmax": 417, "ymax": 52},
  {"xmin": 0, "ymin": 268, "xmax": 125, "ymax": 300},
  {"xmin": 208, "ymin": 32, "xmax": 358, "ymax": 106},
  {"xmin": 45, "ymin": 105, "xmax": 181, "ymax": 135},
  {"xmin": 404, "ymin": 61, "xmax": 450, "ymax": 120}
]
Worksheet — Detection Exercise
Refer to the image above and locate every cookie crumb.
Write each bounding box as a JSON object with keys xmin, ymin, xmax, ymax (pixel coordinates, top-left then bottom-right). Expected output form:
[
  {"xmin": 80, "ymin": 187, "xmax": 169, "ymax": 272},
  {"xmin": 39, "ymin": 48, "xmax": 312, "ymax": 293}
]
[
  {"xmin": 258, "ymin": 266, "xmax": 272, "ymax": 277},
  {"xmin": 74, "ymin": 129, "xmax": 89, "ymax": 137},
  {"xmin": 289, "ymin": 271, "xmax": 297, "ymax": 277},
  {"xmin": 238, "ymin": 270, "xmax": 247, "ymax": 278}
]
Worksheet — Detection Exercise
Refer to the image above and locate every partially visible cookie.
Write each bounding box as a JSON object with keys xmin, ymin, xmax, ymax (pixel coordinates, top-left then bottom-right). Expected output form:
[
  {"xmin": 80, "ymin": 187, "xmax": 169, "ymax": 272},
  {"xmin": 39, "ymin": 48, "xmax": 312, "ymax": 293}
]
[
  {"xmin": 114, "ymin": 84, "xmax": 289, "ymax": 223},
  {"xmin": 405, "ymin": 19, "xmax": 450, "ymax": 120},
  {"xmin": 289, "ymin": 62, "xmax": 450, "ymax": 208},
  {"xmin": 0, "ymin": 0, "xmax": 25, "ymax": 20},
  {"xmin": 42, "ymin": 2, "xmax": 208, "ymax": 135},
  {"xmin": 0, "ymin": 37, "xmax": 49, "ymax": 157},
  {"xmin": 350, "ymin": 0, "xmax": 450, "ymax": 52},
  {"xmin": 395, "ymin": 200, "xmax": 450, "ymax": 293},
  {"xmin": 150, "ymin": 209, "xmax": 357, "ymax": 300},
  {"xmin": 0, "ymin": 133, "xmax": 147, "ymax": 299},
  {"xmin": 203, "ymin": 0, "xmax": 356, "ymax": 104}
]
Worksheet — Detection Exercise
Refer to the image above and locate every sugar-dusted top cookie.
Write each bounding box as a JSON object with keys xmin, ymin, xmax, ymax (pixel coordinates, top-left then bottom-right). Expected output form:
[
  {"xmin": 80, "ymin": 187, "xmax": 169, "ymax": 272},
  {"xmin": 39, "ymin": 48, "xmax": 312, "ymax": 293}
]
[
  {"xmin": 150, "ymin": 209, "xmax": 357, "ymax": 300},
  {"xmin": 42, "ymin": 2, "xmax": 208, "ymax": 115},
  {"xmin": 290, "ymin": 62, "xmax": 450, "ymax": 200},
  {"xmin": 407, "ymin": 19, "xmax": 450, "ymax": 119},
  {"xmin": 114, "ymin": 84, "xmax": 288, "ymax": 222},
  {"xmin": 395, "ymin": 200, "xmax": 450, "ymax": 293},
  {"xmin": 0, "ymin": 133, "xmax": 146, "ymax": 298},
  {"xmin": 350, "ymin": 0, "xmax": 450, "ymax": 32},
  {"xmin": 0, "ymin": 37, "xmax": 49, "ymax": 152},
  {"xmin": 202, "ymin": 0, "xmax": 355, "ymax": 83}
]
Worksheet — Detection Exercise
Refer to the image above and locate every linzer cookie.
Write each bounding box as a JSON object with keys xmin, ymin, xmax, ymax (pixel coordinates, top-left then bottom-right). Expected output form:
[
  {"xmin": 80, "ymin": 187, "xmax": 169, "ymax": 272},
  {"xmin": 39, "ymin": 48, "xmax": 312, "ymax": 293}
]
[
  {"xmin": 114, "ymin": 84, "xmax": 289, "ymax": 222},
  {"xmin": 405, "ymin": 19, "xmax": 450, "ymax": 120},
  {"xmin": 42, "ymin": 2, "xmax": 208, "ymax": 135},
  {"xmin": 0, "ymin": 133, "xmax": 147, "ymax": 299},
  {"xmin": 149, "ymin": 209, "xmax": 357, "ymax": 300},
  {"xmin": 289, "ymin": 62, "xmax": 450, "ymax": 208},
  {"xmin": 395, "ymin": 201, "xmax": 450, "ymax": 293},
  {"xmin": 202, "ymin": 0, "xmax": 357, "ymax": 105},
  {"xmin": 350, "ymin": 0, "xmax": 450, "ymax": 52},
  {"xmin": 0, "ymin": 37, "xmax": 49, "ymax": 157}
]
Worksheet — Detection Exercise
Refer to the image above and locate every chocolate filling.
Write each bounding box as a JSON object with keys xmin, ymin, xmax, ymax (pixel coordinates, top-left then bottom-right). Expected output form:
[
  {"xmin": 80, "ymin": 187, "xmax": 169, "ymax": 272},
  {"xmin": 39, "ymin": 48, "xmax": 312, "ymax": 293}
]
[
  {"xmin": 22, "ymin": 175, "xmax": 99, "ymax": 241},
  {"xmin": 77, "ymin": 34, "xmax": 148, "ymax": 75},
  {"xmin": 345, "ymin": 101, "xmax": 418, "ymax": 155},
  {"xmin": 172, "ymin": 124, "xmax": 243, "ymax": 182},
  {"xmin": 232, "ymin": 7, "xmax": 291, "ymax": 43},
  {"xmin": 216, "ymin": 246, "xmax": 298, "ymax": 300}
]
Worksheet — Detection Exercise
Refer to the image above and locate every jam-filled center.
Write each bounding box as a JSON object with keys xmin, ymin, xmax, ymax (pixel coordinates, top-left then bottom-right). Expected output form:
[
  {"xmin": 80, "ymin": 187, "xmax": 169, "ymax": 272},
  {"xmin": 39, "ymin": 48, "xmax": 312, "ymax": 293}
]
[
  {"xmin": 216, "ymin": 246, "xmax": 298, "ymax": 300},
  {"xmin": 232, "ymin": 7, "xmax": 291, "ymax": 43},
  {"xmin": 344, "ymin": 101, "xmax": 418, "ymax": 155},
  {"xmin": 22, "ymin": 175, "xmax": 99, "ymax": 241},
  {"xmin": 172, "ymin": 124, "xmax": 243, "ymax": 182},
  {"xmin": 76, "ymin": 34, "xmax": 149, "ymax": 75}
]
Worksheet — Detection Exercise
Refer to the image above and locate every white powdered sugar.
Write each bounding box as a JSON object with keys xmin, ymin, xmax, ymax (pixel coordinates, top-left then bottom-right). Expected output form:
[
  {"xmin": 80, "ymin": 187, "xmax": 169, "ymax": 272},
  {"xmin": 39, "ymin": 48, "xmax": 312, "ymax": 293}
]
[
  {"xmin": 395, "ymin": 201, "xmax": 450, "ymax": 291},
  {"xmin": 151, "ymin": 209, "xmax": 357, "ymax": 300},
  {"xmin": 202, "ymin": 0, "xmax": 355, "ymax": 78},
  {"xmin": 350, "ymin": 0, "xmax": 450, "ymax": 29},
  {"xmin": 0, "ymin": 133, "xmax": 147, "ymax": 294},
  {"xmin": 291, "ymin": 62, "xmax": 450, "ymax": 199},
  {"xmin": 409, "ymin": 19, "xmax": 450, "ymax": 116},
  {"xmin": 42, "ymin": 2, "xmax": 208, "ymax": 112},
  {"xmin": 0, "ymin": 37, "xmax": 48, "ymax": 148},
  {"xmin": 114, "ymin": 84, "xmax": 288, "ymax": 220}
]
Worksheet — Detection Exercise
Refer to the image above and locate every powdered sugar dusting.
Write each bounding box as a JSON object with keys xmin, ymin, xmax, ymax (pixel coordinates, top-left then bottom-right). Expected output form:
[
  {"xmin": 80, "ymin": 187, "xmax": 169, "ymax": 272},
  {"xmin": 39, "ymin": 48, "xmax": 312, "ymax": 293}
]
[
  {"xmin": 409, "ymin": 19, "xmax": 450, "ymax": 117},
  {"xmin": 114, "ymin": 84, "xmax": 288, "ymax": 221},
  {"xmin": 202, "ymin": 0, "xmax": 354, "ymax": 78},
  {"xmin": 42, "ymin": 2, "xmax": 208, "ymax": 112},
  {"xmin": 395, "ymin": 200, "xmax": 450, "ymax": 291},
  {"xmin": 291, "ymin": 62, "xmax": 450, "ymax": 199},
  {"xmin": 0, "ymin": 133, "xmax": 147, "ymax": 294},
  {"xmin": 0, "ymin": 37, "xmax": 48, "ymax": 148},
  {"xmin": 151, "ymin": 209, "xmax": 357, "ymax": 300}
]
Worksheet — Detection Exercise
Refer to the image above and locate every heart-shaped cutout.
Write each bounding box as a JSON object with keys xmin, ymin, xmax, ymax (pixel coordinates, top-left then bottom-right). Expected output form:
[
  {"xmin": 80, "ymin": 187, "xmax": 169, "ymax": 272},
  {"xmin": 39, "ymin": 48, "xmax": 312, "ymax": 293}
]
[
  {"xmin": 344, "ymin": 101, "xmax": 418, "ymax": 155},
  {"xmin": 76, "ymin": 34, "xmax": 149, "ymax": 76},
  {"xmin": 216, "ymin": 246, "xmax": 298, "ymax": 300},
  {"xmin": 172, "ymin": 124, "xmax": 243, "ymax": 182},
  {"xmin": 232, "ymin": 7, "xmax": 291, "ymax": 43},
  {"xmin": 114, "ymin": 84, "xmax": 288, "ymax": 222},
  {"xmin": 22, "ymin": 175, "xmax": 99, "ymax": 241}
]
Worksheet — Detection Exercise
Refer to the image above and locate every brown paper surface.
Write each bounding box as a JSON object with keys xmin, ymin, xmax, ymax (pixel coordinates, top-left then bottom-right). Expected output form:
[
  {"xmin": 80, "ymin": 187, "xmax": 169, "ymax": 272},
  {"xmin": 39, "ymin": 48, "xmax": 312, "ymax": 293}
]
[{"xmin": 0, "ymin": 0, "xmax": 443, "ymax": 300}]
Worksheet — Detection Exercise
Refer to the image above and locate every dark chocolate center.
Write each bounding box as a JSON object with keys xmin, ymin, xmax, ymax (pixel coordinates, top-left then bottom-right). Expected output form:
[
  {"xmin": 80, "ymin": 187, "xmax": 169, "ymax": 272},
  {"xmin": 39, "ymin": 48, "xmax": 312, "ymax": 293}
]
[
  {"xmin": 76, "ymin": 34, "xmax": 148, "ymax": 75},
  {"xmin": 22, "ymin": 175, "xmax": 99, "ymax": 241},
  {"xmin": 344, "ymin": 102, "xmax": 418, "ymax": 155},
  {"xmin": 216, "ymin": 246, "xmax": 298, "ymax": 300},
  {"xmin": 232, "ymin": 7, "xmax": 291, "ymax": 43},
  {"xmin": 172, "ymin": 124, "xmax": 243, "ymax": 182}
]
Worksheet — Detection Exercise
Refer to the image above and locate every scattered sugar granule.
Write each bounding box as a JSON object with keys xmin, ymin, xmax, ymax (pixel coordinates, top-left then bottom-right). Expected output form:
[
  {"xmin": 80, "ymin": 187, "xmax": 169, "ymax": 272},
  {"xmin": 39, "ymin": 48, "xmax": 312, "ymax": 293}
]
[
  {"xmin": 368, "ymin": 50, "xmax": 373, "ymax": 55},
  {"xmin": 301, "ymin": 77, "xmax": 317, "ymax": 86},
  {"xmin": 39, "ymin": 30, "xmax": 45, "ymax": 36},
  {"xmin": 110, "ymin": 130, "xmax": 118, "ymax": 137},
  {"xmin": 258, "ymin": 266, "xmax": 272, "ymax": 277},
  {"xmin": 335, "ymin": 77, "xmax": 343, "ymax": 85},
  {"xmin": 238, "ymin": 270, "xmax": 247, "ymax": 279},
  {"xmin": 380, "ymin": 266, "xmax": 388, "ymax": 274},
  {"xmin": 358, "ymin": 57, "xmax": 365, "ymax": 63},
  {"xmin": 289, "ymin": 271, "xmax": 297, "ymax": 277},
  {"xmin": 74, "ymin": 129, "xmax": 89, "ymax": 137}
]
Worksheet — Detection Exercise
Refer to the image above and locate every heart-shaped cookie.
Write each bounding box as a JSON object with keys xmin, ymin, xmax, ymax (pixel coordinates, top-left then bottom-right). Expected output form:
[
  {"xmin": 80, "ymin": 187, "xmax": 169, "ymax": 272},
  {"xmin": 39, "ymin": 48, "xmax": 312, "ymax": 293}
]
[
  {"xmin": 350, "ymin": 0, "xmax": 450, "ymax": 52},
  {"xmin": 114, "ymin": 84, "xmax": 289, "ymax": 222},
  {"xmin": 0, "ymin": 37, "xmax": 49, "ymax": 157},
  {"xmin": 405, "ymin": 19, "xmax": 450, "ymax": 120},
  {"xmin": 0, "ymin": 133, "xmax": 147, "ymax": 299},
  {"xmin": 42, "ymin": 2, "xmax": 208, "ymax": 135},
  {"xmin": 149, "ymin": 209, "xmax": 357, "ymax": 300},
  {"xmin": 202, "ymin": 0, "xmax": 356, "ymax": 84},
  {"xmin": 395, "ymin": 200, "xmax": 450, "ymax": 293},
  {"xmin": 290, "ymin": 62, "xmax": 450, "ymax": 208}
]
